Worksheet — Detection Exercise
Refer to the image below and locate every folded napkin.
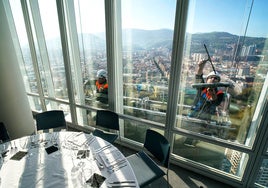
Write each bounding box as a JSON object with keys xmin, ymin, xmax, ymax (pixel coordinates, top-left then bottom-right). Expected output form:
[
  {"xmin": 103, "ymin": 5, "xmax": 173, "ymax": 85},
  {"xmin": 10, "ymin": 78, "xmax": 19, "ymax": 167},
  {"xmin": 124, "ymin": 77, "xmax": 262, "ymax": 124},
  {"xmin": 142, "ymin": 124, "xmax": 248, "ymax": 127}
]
[
  {"xmin": 45, "ymin": 145, "xmax": 59, "ymax": 155},
  {"xmin": 77, "ymin": 149, "xmax": 90, "ymax": 158},
  {"xmin": 86, "ymin": 173, "xmax": 106, "ymax": 188},
  {"xmin": 10, "ymin": 151, "xmax": 28, "ymax": 161}
]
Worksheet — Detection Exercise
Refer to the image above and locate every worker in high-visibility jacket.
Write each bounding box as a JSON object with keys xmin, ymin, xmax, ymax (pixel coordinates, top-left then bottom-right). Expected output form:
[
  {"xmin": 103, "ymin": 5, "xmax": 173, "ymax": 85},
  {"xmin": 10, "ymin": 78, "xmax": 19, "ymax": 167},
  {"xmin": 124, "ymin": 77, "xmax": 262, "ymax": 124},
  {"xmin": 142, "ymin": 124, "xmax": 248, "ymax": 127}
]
[
  {"xmin": 95, "ymin": 69, "xmax": 108, "ymax": 104},
  {"xmin": 189, "ymin": 60, "xmax": 224, "ymax": 120}
]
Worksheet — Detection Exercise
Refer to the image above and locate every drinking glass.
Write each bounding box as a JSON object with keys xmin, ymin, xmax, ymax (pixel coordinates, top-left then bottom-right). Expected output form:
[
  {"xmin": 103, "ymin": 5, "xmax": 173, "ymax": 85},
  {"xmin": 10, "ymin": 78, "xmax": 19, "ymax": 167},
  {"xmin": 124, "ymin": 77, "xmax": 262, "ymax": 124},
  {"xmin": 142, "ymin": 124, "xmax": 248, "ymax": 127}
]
[
  {"xmin": 19, "ymin": 138, "xmax": 29, "ymax": 150},
  {"xmin": 81, "ymin": 168, "xmax": 93, "ymax": 187},
  {"xmin": 0, "ymin": 143, "xmax": 6, "ymax": 167}
]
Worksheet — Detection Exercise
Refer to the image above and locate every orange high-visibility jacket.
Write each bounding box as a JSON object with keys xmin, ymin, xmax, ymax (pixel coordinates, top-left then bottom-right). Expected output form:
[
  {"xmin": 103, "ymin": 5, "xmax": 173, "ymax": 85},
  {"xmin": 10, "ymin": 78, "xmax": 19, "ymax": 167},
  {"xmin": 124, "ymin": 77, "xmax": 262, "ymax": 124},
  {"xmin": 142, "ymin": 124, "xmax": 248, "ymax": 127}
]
[{"xmin": 96, "ymin": 80, "xmax": 108, "ymax": 92}]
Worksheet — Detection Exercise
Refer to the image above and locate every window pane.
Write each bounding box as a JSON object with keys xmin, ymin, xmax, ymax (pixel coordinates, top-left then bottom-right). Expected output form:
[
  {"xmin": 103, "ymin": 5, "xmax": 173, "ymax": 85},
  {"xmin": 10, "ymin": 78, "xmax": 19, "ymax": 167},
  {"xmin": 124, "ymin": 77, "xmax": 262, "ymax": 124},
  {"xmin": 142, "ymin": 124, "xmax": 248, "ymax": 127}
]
[
  {"xmin": 173, "ymin": 135, "xmax": 248, "ymax": 177},
  {"xmin": 121, "ymin": 0, "xmax": 176, "ymax": 123},
  {"xmin": 45, "ymin": 100, "xmax": 71, "ymax": 122},
  {"xmin": 73, "ymin": 0, "xmax": 108, "ymax": 109},
  {"xmin": 76, "ymin": 107, "xmax": 96, "ymax": 127},
  {"xmin": 255, "ymin": 159, "xmax": 268, "ymax": 187},
  {"xmin": 124, "ymin": 120, "xmax": 150, "ymax": 143},
  {"xmin": 38, "ymin": 0, "xmax": 68, "ymax": 100},
  {"xmin": 9, "ymin": 0, "xmax": 38, "ymax": 95},
  {"xmin": 177, "ymin": 0, "xmax": 268, "ymax": 147},
  {"xmin": 27, "ymin": 96, "xmax": 42, "ymax": 112},
  {"xmin": 124, "ymin": 122, "xmax": 164, "ymax": 144}
]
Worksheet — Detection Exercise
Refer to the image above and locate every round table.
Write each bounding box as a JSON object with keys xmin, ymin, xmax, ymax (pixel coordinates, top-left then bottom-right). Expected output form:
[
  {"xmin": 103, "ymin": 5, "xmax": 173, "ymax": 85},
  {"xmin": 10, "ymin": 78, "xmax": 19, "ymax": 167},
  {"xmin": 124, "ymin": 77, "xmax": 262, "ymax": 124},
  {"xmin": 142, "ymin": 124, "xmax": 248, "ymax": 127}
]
[{"xmin": 0, "ymin": 131, "xmax": 139, "ymax": 187}]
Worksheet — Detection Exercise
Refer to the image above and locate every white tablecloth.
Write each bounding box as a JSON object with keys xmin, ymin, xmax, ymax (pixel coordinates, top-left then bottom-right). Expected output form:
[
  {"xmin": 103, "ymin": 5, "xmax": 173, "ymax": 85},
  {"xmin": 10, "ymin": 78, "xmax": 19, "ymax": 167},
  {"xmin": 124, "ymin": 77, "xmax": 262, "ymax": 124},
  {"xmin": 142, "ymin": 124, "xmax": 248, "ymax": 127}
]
[{"xmin": 0, "ymin": 132, "xmax": 139, "ymax": 188}]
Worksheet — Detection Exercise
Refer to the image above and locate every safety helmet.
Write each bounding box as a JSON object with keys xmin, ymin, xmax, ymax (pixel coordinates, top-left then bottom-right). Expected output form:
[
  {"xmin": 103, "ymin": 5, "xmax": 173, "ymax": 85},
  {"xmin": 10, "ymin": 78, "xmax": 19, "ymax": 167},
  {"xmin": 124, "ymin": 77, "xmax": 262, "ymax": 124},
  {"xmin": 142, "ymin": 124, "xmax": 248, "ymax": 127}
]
[
  {"xmin": 96, "ymin": 69, "xmax": 107, "ymax": 78},
  {"xmin": 206, "ymin": 71, "xmax": 221, "ymax": 81}
]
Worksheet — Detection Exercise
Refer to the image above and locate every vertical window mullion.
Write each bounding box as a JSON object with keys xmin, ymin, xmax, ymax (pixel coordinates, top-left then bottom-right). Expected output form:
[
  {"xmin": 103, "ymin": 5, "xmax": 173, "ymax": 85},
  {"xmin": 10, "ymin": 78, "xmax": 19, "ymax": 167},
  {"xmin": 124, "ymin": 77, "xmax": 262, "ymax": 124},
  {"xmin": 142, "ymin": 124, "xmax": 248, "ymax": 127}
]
[
  {"xmin": 21, "ymin": 0, "xmax": 47, "ymax": 111},
  {"xmin": 56, "ymin": 0, "xmax": 77, "ymax": 124},
  {"xmin": 166, "ymin": 0, "xmax": 189, "ymax": 142},
  {"xmin": 105, "ymin": 0, "xmax": 124, "ymax": 136},
  {"xmin": 105, "ymin": 0, "xmax": 123, "ymax": 113},
  {"xmin": 29, "ymin": 0, "xmax": 56, "ymax": 101},
  {"xmin": 62, "ymin": 0, "xmax": 87, "ymax": 125}
]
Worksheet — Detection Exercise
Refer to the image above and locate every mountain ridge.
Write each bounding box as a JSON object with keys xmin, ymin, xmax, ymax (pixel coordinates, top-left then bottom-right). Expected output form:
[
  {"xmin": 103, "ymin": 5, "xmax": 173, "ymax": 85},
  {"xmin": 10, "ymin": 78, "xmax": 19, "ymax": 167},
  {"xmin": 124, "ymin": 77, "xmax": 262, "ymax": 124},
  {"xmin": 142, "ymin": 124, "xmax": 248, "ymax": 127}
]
[{"xmin": 46, "ymin": 29, "xmax": 267, "ymax": 53}]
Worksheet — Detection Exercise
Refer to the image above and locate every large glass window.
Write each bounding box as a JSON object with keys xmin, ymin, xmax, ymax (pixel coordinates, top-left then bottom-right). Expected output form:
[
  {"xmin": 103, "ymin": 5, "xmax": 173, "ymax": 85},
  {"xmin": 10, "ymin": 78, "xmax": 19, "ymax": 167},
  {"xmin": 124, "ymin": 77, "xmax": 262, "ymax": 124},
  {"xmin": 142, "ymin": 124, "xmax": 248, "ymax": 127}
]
[
  {"xmin": 72, "ymin": 0, "xmax": 107, "ymax": 107},
  {"xmin": 8, "ymin": 0, "xmax": 39, "ymax": 111},
  {"xmin": 121, "ymin": 0, "xmax": 176, "ymax": 127},
  {"xmin": 36, "ymin": 0, "xmax": 68, "ymax": 101},
  {"xmin": 176, "ymin": 0, "xmax": 268, "ymax": 144},
  {"xmin": 174, "ymin": 0, "xmax": 268, "ymax": 179},
  {"xmin": 69, "ymin": 0, "xmax": 108, "ymax": 127},
  {"xmin": 9, "ymin": 0, "xmax": 69, "ymax": 113}
]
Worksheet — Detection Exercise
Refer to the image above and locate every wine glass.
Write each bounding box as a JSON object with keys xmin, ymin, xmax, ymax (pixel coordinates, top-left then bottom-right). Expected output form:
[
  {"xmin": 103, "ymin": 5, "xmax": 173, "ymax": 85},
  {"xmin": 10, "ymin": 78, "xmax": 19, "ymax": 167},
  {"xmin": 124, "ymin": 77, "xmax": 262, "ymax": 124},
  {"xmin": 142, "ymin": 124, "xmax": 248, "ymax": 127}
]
[
  {"xmin": 19, "ymin": 137, "xmax": 29, "ymax": 150},
  {"xmin": 0, "ymin": 142, "xmax": 6, "ymax": 167},
  {"xmin": 70, "ymin": 150, "xmax": 83, "ymax": 187},
  {"xmin": 81, "ymin": 168, "xmax": 93, "ymax": 187}
]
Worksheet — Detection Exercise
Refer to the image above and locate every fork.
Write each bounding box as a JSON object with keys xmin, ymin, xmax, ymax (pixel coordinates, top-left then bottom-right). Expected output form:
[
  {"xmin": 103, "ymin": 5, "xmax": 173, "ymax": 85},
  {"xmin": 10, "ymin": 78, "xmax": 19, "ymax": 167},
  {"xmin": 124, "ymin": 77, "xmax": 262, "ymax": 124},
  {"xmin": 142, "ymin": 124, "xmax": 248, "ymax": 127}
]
[
  {"xmin": 94, "ymin": 144, "xmax": 112, "ymax": 153},
  {"xmin": 108, "ymin": 163, "xmax": 128, "ymax": 173}
]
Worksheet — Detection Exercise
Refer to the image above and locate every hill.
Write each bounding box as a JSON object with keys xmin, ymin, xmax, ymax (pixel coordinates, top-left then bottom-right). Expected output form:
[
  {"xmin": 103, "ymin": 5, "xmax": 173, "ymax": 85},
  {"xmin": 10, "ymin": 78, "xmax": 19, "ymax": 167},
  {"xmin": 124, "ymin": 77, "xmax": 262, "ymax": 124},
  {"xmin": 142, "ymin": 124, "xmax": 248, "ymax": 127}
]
[{"xmin": 47, "ymin": 29, "xmax": 268, "ymax": 54}]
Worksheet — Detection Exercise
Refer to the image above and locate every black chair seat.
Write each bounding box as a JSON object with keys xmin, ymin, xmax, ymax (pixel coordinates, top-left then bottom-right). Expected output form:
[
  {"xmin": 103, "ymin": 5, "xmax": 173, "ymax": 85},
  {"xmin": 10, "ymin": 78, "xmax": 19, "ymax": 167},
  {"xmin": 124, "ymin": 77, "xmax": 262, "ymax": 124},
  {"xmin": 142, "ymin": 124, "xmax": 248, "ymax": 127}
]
[
  {"xmin": 126, "ymin": 129, "xmax": 170, "ymax": 187},
  {"xmin": 92, "ymin": 129, "xmax": 118, "ymax": 144},
  {"xmin": 128, "ymin": 151, "xmax": 166, "ymax": 187}
]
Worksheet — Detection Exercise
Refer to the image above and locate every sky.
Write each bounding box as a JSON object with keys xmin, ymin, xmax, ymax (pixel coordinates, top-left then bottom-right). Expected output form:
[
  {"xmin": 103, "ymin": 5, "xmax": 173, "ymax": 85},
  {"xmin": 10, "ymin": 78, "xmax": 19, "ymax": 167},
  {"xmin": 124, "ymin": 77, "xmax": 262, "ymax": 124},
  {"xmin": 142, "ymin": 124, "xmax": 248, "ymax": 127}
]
[
  {"xmin": 121, "ymin": 0, "xmax": 177, "ymax": 31},
  {"xmin": 120, "ymin": 0, "xmax": 268, "ymax": 38},
  {"xmin": 9, "ymin": 0, "xmax": 268, "ymax": 40},
  {"xmin": 187, "ymin": 0, "xmax": 268, "ymax": 37}
]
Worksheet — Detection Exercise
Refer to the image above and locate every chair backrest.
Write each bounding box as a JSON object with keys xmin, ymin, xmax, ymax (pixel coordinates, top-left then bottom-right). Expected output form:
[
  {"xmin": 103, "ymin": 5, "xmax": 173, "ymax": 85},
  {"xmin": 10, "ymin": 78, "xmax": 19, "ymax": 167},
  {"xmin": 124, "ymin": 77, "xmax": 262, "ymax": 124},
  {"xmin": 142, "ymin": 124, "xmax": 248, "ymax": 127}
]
[
  {"xmin": 0, "ymin": 122, "xmax": 10, "ymax": 143},
  {"xmin": 96, "ymin": 110, "xmax": 119, "ymax": 131},
  {"xmin": 144, "ymin": 129, "xmax": 170, "ymax": 168},
  {"xmin": 35, "ymin": 110, "xmax": 66, "ymax": 131}
]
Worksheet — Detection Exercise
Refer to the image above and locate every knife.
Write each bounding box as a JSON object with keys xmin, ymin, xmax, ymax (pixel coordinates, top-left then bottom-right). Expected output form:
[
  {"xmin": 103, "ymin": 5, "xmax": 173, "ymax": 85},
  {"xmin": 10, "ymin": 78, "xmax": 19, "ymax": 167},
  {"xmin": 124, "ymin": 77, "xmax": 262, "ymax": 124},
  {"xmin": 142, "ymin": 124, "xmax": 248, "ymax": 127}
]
[
  {"xmin": 94, "ymin": 144, "xmax": 112, "ymax": 153},
  {"xmin": 110, "ymin": 181, "xmax": 135, "ymax": 184},
  {"xmin": 108, "ymin": 186, "xmax": 136, "ymax": 188}
]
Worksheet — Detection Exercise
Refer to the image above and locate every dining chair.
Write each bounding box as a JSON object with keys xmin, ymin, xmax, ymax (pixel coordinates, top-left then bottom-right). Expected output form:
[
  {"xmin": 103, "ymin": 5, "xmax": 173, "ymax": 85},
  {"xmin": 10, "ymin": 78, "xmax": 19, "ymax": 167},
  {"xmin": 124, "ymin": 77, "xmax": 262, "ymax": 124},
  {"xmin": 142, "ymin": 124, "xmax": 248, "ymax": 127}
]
[
  {"xmin": 126, "ymin": 129, "xmax": 170, "ymax": 188},
  {"xmin": 92, "ymin": 110, "xmax": 119, "ymax": 144},
  {"xmin": 0, "ymin": 122, "xmax": 10, "ymax": 143},
  {"xmin": 35, "ymin": 110, "xmax": 67, "ymax": 133}
]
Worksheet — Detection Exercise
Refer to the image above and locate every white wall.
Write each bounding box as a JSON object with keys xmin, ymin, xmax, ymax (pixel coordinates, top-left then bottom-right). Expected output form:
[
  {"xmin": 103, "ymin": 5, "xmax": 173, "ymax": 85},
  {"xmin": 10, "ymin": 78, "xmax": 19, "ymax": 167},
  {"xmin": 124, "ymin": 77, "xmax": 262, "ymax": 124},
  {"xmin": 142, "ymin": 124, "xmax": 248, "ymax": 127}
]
[{"xmin": 0, "ymin": 1, "xmax": 35, "ymax": 139}]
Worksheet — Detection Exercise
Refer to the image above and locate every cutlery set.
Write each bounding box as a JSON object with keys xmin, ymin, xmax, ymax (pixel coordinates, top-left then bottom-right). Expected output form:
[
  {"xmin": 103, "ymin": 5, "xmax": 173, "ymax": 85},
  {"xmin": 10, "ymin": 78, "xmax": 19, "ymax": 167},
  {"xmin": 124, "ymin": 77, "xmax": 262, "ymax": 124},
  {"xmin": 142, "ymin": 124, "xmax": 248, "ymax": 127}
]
[{"xmin": 93, "ymin": 146, "xmax": 128, "ymax": 173}]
